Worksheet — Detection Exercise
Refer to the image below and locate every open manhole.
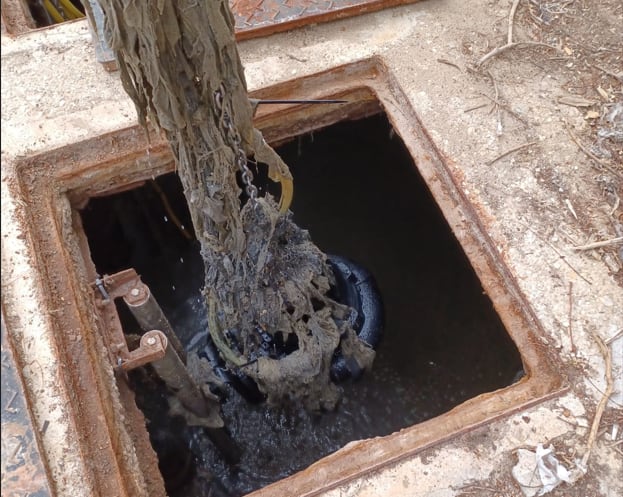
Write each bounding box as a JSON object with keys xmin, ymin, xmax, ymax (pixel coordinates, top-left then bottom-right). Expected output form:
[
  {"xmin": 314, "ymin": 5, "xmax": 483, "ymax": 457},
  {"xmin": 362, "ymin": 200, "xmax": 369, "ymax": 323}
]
[
  {"xmin": 4, "ymin": 60, "xmax": 562, "ymax": 497},
  {"xmin": 79, "ymin": 113, "xmax": 525, "ymax": 495}
]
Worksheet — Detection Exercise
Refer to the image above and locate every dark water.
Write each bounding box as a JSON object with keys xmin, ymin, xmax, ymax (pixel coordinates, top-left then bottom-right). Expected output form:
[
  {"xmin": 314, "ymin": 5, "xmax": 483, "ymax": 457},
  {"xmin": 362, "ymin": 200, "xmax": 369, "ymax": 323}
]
[{"xmin": 80, "ymin": 113, "xmax": 523, "ymax": 496}]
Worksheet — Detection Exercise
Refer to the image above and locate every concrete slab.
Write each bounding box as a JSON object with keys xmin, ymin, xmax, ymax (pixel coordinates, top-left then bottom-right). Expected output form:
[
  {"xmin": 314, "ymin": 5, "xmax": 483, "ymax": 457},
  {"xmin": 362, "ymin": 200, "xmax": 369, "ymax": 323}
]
[
  {"xmin": 2, "ymin": 1, "xmax": 621, "ymax": 496},
  {"xmin": 1, "ymin": 317, "xmax": 51, "ymax": 497}
]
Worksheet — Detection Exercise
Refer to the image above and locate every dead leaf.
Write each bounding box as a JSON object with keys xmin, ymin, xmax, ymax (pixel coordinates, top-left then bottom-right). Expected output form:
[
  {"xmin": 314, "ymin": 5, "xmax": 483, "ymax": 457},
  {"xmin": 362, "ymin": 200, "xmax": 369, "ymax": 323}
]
[
  {"xmin": 585, "ymin": 110, "xmax": 600, "ymax": 119},
  {"xmin": 563, "ymin": 46, "xmax": 573, "ymax": 55},
  {"xmin": 558, "ymin": 95, "xmax": 597, "ymax": 108}
]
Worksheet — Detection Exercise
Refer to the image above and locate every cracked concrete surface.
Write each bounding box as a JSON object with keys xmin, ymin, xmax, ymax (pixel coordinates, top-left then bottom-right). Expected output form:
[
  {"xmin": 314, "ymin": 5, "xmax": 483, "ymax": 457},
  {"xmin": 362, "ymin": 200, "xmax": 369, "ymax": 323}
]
[{"xmin": 2, "ymin": 0, "xmax": 621, "ymax": 496}]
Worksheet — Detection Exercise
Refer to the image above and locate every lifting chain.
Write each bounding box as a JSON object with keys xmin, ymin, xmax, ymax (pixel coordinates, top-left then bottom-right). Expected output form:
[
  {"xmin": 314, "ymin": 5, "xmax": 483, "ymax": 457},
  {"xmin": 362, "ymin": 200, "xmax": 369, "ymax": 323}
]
[{"xmin": 214, "ymin": 84, "xmax": 258, "ymax": 204}]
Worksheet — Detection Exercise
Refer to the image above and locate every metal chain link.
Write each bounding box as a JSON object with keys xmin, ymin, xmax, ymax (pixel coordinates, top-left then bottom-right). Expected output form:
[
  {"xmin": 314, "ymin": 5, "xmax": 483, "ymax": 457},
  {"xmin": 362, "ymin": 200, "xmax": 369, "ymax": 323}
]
[{"xmin": 214, "ymin": 84, "xmax": 258, "ymax": 203}]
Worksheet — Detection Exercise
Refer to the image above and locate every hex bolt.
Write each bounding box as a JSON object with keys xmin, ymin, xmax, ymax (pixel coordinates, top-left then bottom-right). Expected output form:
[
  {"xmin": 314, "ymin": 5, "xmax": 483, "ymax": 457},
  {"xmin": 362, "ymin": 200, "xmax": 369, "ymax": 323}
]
[
  {"xmin": 146, "ymin": 336, "xmax": 157, "ymax": 346},
  {"xmin": 130, "ymin": 288, "xmax": 140, "ymax": 297}
]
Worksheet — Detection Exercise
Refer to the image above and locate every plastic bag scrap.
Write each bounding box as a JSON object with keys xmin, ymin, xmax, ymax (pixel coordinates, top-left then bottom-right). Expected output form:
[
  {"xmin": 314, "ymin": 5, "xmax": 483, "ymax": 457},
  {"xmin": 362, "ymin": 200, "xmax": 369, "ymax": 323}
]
[
  {"xmin": 512, "ymin": 444, "xmax": 571, "ymax": 497},
  {"xmin": 598, "ymin": 102, "xmax": 623, "ymax": 143},
  {"xmin": 593, "ymin": 102, "xmax": 623, "ymax": 159}
]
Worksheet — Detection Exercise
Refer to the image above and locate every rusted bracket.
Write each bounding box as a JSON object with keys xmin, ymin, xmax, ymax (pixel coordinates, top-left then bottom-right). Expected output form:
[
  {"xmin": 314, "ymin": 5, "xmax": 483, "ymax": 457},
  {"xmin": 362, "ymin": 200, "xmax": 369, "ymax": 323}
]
[
  {"xmin": 117, "ymin": 330, "xmax": 167, "ymax": 371},
  {"xmin": 90, "ymin": 270, "xmax": 237, "ymax": 455},
  {"xmin": 91, "ymin": 268, "xmax": 184, "ymax": 369}
]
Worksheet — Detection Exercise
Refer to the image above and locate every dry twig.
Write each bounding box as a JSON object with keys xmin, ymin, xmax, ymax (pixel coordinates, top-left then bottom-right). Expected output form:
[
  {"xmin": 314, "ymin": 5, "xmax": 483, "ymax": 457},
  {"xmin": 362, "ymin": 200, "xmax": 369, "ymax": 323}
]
[
  {"xmin": 609, "ymin": 194, "xmax": 620, "ymax": 217},
  {"xmin": 487, "ymin": 141, "xmax": 537, "ymax": 166},
  {"xmin": 508, "ymin": 0, "xmax": 521, "ymax": 44},
  {"xmin": 464, "ymin": 102, "xmax": 489, "ymax": 113},
  {"xmin": 585, "ymin": 376, "xmax": 623, "ymax": 409},
  {"xmin": 565, "ymin": 198, "xmax": 578, "ymax": 220},
  {"xmin": 487, "ymin": 70, "xmax": 503, "ymax": 134},
  {"xmin": 568, "ymin": 282, "xmax": 576, "ymax": 354},
  {"xmin": 437, "ymin": 58, "xmax": 461, "ymax": 71},
  {"xmin": 566, "ymin": 127, "xmax": 622, "ymax": 179},
  {"xmin": 580, "ymin": 331, "xmax": 614, "ymax": 469},
  {"xmin": 592, "ymin": 64, "xmax": 623, "ymax": 83},
  {"xmin": 566, "ymin": 127, "xmax": 609, "ymax": 166},
  {"xmin": 605, "ymin": 328, "xmax": 623, "ymax": 345},
  {"xmin": 478, "ymin": 41, "xmax": 560, "ymax": 67},
  {"xmin": 479, "ymin": 92, "xmax": 528, "ymax": 124},
  {"xmin": 475, "ymin": 0, "xmax": 562, "ymax": 67},
  {"xmin": 571, "ymin": 237, "xmax": 623, "ymax": 251},
  {"xmin": 521, "ymin": 223, "xmax": 592, "ymax": 285}
]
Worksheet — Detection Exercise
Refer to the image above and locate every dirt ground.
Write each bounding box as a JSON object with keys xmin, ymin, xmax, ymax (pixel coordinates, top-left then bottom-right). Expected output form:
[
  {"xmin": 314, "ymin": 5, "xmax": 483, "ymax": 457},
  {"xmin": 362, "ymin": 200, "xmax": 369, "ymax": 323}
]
[
  {"xmin": 423, "ymin": 1, "xmax": 623, "ymax": 495},
  {"xmin": 473, "ymin": 0, "xmax": 622, "ymax": 252}
]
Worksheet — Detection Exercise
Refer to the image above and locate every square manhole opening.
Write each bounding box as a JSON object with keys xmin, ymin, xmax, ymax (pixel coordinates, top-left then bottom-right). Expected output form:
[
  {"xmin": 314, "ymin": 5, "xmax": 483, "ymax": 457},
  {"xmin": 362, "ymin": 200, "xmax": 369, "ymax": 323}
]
[
  {"xmin": 79, "ymin": 113, "xmax": 527, "ymax": 496},
  {"xmin": 9, "ymin": 60, "xmax": 562, "ymax": 497}
]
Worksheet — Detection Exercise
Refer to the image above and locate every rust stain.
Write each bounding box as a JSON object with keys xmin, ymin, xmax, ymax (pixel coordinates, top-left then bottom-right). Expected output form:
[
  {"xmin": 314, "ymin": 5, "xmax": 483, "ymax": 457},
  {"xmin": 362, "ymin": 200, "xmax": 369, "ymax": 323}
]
[
  {"xmin": 5, "ymin": 58, "xmax": 564, "ymax": 497},
  {"xmin": 231, "ymin": 0, "xmax": 424, "ymax": 40}
]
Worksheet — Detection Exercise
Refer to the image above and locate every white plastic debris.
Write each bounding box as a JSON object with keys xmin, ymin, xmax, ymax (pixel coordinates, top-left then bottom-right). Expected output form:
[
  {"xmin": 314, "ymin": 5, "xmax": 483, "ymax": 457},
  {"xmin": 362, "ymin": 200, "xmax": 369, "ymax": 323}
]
[
  {"xmin": 610, "ymin": 423, "xmax": 619, "ymax": 442},
  {"xmin": 535, "ymin": 445, "xmax": 571, "ymax": 493},
  {"xmin": 512, "ymin": 444, "xmax": 571, "ymax": 496}
]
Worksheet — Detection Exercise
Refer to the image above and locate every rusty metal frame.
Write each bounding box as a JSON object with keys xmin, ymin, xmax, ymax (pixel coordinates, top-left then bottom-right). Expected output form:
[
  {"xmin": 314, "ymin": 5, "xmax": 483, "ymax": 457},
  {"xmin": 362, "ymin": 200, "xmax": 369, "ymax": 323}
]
[
  {"xmin": 2, "ymin": 0, "xmax": 425, "ymax": 39},
  {"xmin": 231, "ymin": 0, "xmax": 426, "ymax": 41},
  {"xmin": 2, "ymin": 57, "xmax": 564, "ymax": 497}
]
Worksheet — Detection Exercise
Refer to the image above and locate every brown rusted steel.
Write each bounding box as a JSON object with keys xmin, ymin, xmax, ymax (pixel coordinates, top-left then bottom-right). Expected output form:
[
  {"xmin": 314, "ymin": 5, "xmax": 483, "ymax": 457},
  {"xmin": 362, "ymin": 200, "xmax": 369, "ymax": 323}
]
[
  {"xmin": 98, "ymin": 268, "xmax": 143, "ymax": 300},
  {"xmin": 94, "ymin": 272, "xmax": 237, "ymax": 460},
  {"xmin": 92, "ymin": 268, "xmax": 143, "ymax": 366},
  {"xmin": 231, "ymin": 0, "xmax": 425, "ymax": 40},
  {"xmin": 119, "ymin": 330, "xmax": 167, "ymax": 371},
  {"xmin": 123, "ymin": 280, "xmax": 188, "ymax": 364},
  {"xmin": 92, "ymin": 268, "xmax": 186, "ymax": 366},
  {"xmin": 1, "ymin": 0, "xmax": 423, "ymax": 41},
  {"xmin": 8, "ymin": 58, "xmax": 565, "ymax": 497},
  {"xmin": 93, "ymin": 272, "xmax": 169, "ymax": 371}
]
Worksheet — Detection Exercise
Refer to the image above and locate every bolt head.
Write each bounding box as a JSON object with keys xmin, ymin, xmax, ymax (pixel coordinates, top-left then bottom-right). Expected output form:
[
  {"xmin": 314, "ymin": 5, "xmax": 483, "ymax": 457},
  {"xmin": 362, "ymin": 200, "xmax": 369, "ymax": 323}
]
[
  {"xmin": 146, "ymin": 336, "xmax": 157, "ymax": 346},
  {"xmin": 130, "ymin": 288, "xmax": 140, "ymax": 297}
]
